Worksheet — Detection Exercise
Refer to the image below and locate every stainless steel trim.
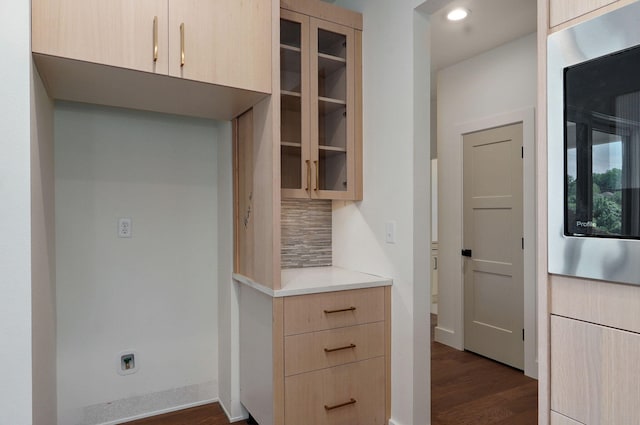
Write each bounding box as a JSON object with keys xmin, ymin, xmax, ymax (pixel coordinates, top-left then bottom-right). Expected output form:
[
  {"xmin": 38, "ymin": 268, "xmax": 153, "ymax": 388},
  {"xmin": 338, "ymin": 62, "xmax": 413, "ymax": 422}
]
[{"xmin": 548, "ymin": 1, "xmax": 640, "ymax": 285}]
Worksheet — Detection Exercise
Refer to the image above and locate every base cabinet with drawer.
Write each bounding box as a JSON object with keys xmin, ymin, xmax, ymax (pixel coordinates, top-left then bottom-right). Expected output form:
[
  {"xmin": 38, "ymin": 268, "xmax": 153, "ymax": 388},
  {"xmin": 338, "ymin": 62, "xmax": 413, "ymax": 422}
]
[
  {"xmin": 550, "ymin": 315, "xmax": 640, "ymax": 424},
  {"xmin": 285, "ymin": 356, "xmax": 385, "ymax": 425},
  {"xmin": 238, "ymin": 284, "xmax": 391, "ymax": 425}
]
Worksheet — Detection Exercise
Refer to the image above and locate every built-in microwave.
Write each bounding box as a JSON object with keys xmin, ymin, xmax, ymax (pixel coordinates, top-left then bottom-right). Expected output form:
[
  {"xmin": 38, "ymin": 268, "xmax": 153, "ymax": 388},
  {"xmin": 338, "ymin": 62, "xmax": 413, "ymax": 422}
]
[{"xmin": 548, "ymin": 1, "xmax": 640, "ymax": 285}]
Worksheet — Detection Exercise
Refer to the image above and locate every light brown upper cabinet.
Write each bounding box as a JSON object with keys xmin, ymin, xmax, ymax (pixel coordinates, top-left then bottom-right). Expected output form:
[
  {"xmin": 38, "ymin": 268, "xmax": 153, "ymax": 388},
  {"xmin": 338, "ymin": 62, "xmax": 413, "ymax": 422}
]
[
  {"xmin": 549, "ymin": 0, "xmax": 621, "ymax": 29},
  {"xmin": 168, "ymin": 0, "xmax": 271, "ymax": 93},
  {"xmin": 280, "ymin": 5, "xmax": 362, "ymax": 200},
  {"xmin": 32, "ymin": 0, "xmax": 170, "ymax": 75},
  {"xmin": 32, "ymin": 0, "xmax": 271, "ymax": 95}
]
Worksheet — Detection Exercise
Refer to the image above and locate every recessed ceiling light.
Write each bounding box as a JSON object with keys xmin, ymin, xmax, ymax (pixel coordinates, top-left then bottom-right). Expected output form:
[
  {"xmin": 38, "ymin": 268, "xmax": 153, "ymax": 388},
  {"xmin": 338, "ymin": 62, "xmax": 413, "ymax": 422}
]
[{"xmin": 447, "ymin": 7, "xmax": 470, "ymax": 21}]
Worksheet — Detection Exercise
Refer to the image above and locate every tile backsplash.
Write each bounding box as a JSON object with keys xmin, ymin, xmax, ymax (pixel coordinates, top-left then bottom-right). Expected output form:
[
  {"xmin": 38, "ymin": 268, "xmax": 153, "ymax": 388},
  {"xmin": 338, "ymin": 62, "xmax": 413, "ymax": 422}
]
[{"xmin": 281, "ymin": 199, "xmax": 332, "ymax": 269}]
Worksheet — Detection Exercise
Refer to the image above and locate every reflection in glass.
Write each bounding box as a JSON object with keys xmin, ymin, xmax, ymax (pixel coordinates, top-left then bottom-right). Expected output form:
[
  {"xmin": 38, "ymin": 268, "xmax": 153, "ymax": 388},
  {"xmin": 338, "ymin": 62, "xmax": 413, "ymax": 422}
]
[
  {"xmin": 566, "ymin": 127, "xmax": 623, "ymax": 236},
  {"xmin": 281, "ymin": 18, "xmax": 303, "ymax": 191},
  {"xmin": 317, "ymin": 28, "xmax": 347, "ymax": 192},
  {"xmin": 564, "ymin": 45, "xmax": 640, "ymax": 238}
]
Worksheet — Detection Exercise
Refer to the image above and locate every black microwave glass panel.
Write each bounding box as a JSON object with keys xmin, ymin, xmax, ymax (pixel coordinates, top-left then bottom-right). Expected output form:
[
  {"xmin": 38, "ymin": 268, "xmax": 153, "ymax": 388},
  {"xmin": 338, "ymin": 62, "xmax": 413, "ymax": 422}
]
[{"xmin": 564, "ymin": 45, "xmax": 640, "ymax": 238}]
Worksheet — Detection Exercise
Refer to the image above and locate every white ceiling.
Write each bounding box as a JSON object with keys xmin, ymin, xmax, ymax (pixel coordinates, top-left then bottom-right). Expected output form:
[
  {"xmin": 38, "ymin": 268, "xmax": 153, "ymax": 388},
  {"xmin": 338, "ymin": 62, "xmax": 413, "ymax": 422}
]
[
  {"xmin": 322, "ymin": 0, "xmax": 537, "ymax": 95},
  {"xmin": 428, "ymin": 0, "xmax": 537, "ymax": 95}
]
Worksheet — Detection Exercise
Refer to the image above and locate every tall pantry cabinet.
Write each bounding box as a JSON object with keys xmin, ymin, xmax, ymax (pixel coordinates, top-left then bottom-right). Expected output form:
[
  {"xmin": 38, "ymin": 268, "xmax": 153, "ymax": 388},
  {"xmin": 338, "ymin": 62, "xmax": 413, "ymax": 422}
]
[
  {"xmin": 540, "ymin": 1, "xmax": 640, "ymax": 425},
  {"xmin": 233, "ymin": 0, "xmax": 364, "ymax": 289},
  {"xmin": 234, "ymin": 2, "xmax": 390, "ymax": 425}
]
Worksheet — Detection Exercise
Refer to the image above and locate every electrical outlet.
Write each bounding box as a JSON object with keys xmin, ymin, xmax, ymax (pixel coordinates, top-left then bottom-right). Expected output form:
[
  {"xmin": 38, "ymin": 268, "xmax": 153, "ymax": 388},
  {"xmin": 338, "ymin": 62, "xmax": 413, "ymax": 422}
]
[
  {"xmin": 117, "ymin": 350, "xmax": 139, "ymax": 375},
  {"xmin": 118, "ymin": 218, "xmax": 132, "ymax": 238}
]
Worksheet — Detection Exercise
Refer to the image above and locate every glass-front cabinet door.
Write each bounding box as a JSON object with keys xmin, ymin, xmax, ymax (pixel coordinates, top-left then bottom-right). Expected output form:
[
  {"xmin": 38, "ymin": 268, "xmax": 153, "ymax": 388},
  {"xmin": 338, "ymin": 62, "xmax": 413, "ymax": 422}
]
[
  {"xmin": 310, "ymin": 19, "xmax": 356, "ymax": 200},
  {"xmin": 280, "ymin": 11, "xmax": 310, "ymax": 198},
  {"xmin": 280, "ymin": 11, "xmax": 360, "ymax": 200}
]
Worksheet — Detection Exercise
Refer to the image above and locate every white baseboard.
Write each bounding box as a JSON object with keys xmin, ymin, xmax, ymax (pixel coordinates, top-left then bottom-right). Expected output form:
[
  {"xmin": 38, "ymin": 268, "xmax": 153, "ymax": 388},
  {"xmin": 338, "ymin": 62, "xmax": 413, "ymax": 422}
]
[
  {"xmin": 434, "ymin": 325, "xmax": 462, "ymax": 350},
  {"xmin": 219, "ymin": 398, "xmax": 249, "ymax": 423},
  {"xmin": 74, "ymin": 381, "xmax": 218, "ymax": 425},
  {"xmin": 98, "ymin": 398, "xmax": 217, "ymax": 425}
]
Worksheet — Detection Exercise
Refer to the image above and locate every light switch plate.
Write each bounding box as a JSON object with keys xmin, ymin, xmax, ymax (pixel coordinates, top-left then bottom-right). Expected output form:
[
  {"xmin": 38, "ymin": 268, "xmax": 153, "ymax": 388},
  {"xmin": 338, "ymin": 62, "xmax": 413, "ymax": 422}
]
[{"xmin": 385, "ymin": 221, "xmax": 396, "ymax": 244}]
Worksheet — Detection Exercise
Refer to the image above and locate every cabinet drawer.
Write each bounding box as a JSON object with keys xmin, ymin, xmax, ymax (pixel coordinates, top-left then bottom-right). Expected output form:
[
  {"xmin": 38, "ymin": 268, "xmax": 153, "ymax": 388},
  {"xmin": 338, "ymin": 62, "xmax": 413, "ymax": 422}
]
[
  {"xmin": 549, "ymin": 0, "xmax": 617, "ymax": 28},
  {"xmin": 551, "ymin": 315, "xmax": 640, "ymax": 424},
  {"xmin": 284, "ymin": 287, "xmax": 384, "ymax": 335},
  {"xmin": 285, "ymin": 357, "xmax": 385, "ymax": 425},
  {"xmin": 285, "ymin": 322, "xmax": 384, "ymax": 376}
]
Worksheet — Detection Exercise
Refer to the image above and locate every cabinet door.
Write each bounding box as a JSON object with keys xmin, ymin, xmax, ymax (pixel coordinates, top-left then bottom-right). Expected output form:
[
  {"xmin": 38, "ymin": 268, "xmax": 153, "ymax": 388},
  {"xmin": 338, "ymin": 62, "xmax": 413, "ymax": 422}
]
[
  {"xmin": 283, "ymin": 287, "xmax": 385, "ymax": 336},
  {"xmin": 284, "ymin": 322, "xmax": 385, "ymax": 376},
  {"xmin": 168, "ymin": 0, "xmax": 271, "ymax": 93},
  {"xmin": 32, "ymin": 0, "xmax": 169, "ymax": 74},
  {"xmin": 551, "ymin": 315, "xmax": 640, "ymax": 424},
  {"xmin": 310, "ymin": 18, "xmax": 357, "ymax": 200},
  {"xmin": 285, "ymin": 357, "xmax": 386, "ymax": 425},
  {"xmin": 281, "ymin": 10, "xmax": 311, "ymax": 199},
  {"xmin": 549, "ymin": 0, "xmax": 618, "ymax": 28}
]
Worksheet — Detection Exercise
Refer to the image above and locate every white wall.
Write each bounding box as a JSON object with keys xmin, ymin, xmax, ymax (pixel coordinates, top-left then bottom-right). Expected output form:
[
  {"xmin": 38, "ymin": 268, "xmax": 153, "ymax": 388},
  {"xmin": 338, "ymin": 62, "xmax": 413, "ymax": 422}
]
[
  {"xmin": 31, "ymin": 65, "xmax": 57, "ymax": 425},
  {"xmin": 436, "ymin": 33, "xmax": 537, "ymax": 350},
  {"xmin": 332, "ymin": 1, "xmax": 431, "ymax": 424},
  {"xmin": 431, "ymin": 99, "xmax": 437, "ymax": 159},
  {"xmin": 55, "ymin": 103, "xmax": 220, "ymax": 424},
  {"xmin": 431, "ymin": 159, "xmax": 438, "ymax": 242},
  {"xmin": 216, "ymin": 122, "xmax": 247, "ymax": 421},
  {"xmin": 0, "ymin": 0, "xmax": 34, "ymax": 422}
]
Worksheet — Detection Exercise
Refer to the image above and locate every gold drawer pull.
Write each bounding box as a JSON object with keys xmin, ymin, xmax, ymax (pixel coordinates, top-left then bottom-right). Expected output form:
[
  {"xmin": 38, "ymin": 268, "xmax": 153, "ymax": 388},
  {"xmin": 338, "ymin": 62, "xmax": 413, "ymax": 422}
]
[
  {"xmin": 153, "ymin": 16, "xmax": 158, "ymax": 62},
  {"xmin": 180, "ymin": 23, "xmax": 185, "ymax": 67},
  {"xmin": 305, "ymin": 160, "xmax": 311, "ymax": 191},
  {"xmin": 314, "ymin": 160, "xmax": 319, "ymax": 191},
  {"xmin": 324, "ymin": 343, "xmax": 356, "ymax": 353},
  {"xmin": 323, "ymin": 306, "xmax": 356, "ymax": 314},
  {"xmin": 325, "ymin": 398, "xmax": 357, "ymax": 411}
]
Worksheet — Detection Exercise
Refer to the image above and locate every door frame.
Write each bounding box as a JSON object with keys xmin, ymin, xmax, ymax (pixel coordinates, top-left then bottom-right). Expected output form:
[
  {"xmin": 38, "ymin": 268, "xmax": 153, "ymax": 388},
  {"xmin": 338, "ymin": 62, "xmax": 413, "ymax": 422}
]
[{"xmin": 458, "ymin": 107, "xmax": 536, "ymax": 378}]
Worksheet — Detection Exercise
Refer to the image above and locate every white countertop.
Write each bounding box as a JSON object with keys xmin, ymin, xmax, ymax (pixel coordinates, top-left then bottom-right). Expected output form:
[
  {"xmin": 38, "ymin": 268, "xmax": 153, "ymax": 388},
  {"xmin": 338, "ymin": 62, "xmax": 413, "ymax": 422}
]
[{"xmin": 233, "ymin": 266, "xmax": 392, "ymax": 297}]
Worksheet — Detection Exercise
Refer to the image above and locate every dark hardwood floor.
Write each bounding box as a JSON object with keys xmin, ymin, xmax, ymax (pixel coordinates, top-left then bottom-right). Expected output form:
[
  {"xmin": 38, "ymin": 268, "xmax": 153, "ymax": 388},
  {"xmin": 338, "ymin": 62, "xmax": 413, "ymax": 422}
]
[
  {"xmin": 125, "ymin": 315, "xmax": 537, "ymax": 425},
  {"xmin": 431, "ymin": 314, "xmax": 538, "ymax": 425}
]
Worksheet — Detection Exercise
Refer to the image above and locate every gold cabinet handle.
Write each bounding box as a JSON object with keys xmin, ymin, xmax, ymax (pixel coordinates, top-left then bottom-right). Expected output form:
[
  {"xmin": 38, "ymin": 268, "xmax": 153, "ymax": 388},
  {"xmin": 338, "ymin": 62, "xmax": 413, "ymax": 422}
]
[
  {"xmin": 314, "ymin": 160, "xmax": 319, "ymax": 191},
  {"xmin": 305, "ymin": 160, "xmax": 311, "ymax": 191},
  {"xmin": 324, "ymin": 398, "xmax": 356, "ymax": 411},
  {"xmin": 323, "ymin": 306, "xmax": 356, "ymax": 314},
  {"xmin": 180, "ymin": 23, "xmax": 185, "ymax": 67},
  {"xmin": 324, "ymin": 343, "xmax": 356, "ymax": 353},
  {"xmin": 153, "ymin": 16, "xmax": 158, "ymax": 62}
]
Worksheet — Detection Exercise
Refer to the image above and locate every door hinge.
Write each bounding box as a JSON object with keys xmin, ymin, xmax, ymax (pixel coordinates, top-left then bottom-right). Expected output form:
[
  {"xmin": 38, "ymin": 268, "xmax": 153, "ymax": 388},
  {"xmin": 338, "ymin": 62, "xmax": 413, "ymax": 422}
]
[
  {"xmin": 522, "ymin": 237, "xmax": 524, "ymax": 250},
  {"xmin": 522, "ymin": 328, "xmax": 525, "ymax": 341},
  {"xmin": 521, "ymin": 146, "xmax": 524, "ymax": 158}
]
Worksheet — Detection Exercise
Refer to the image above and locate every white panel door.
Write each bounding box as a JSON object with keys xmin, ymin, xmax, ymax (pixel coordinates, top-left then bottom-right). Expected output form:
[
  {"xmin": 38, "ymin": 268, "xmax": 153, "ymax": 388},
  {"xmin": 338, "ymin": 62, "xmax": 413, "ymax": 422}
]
[{"xmin": 463, "ymin": 123, "xmax": 524, "ymax": 370}]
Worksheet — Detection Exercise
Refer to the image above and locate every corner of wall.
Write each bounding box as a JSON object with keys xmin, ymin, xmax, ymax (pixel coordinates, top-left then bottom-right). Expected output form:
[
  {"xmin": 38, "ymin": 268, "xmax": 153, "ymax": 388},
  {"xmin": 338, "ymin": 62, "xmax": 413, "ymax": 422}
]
[
  {"xmin": 30, "ymin": 58, "xmax": 57, "ymax": 425},
  {"xmin": 0, "ymin": 0, "xmax": 36, "ymax": 421},
  {"xmin": 216, "ymin": 120, "xmax": 247, "ymax": 421}
]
